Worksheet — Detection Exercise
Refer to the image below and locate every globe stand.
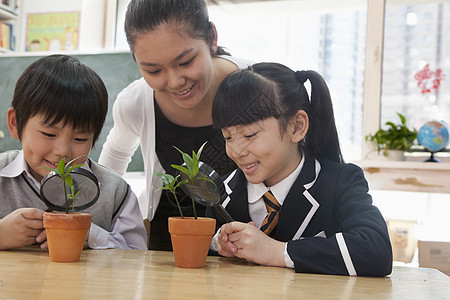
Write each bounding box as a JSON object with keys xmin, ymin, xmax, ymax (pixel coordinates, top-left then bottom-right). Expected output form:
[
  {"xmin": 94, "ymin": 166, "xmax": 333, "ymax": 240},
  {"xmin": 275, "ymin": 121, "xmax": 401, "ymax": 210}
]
[{"xmin": 424, "ymin": 152, "xmax": 440, "ymax": 163}]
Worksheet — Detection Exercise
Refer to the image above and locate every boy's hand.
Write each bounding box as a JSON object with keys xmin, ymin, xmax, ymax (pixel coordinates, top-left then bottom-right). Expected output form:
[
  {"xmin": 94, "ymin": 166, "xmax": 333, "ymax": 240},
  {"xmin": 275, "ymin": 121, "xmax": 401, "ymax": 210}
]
[
  {"xmin": 0, "ymin": 208, "xmax": 45, "ymax": 250},
  {"xmin": 221, "ymin": 221, "xmax": 286, "ymax": 267},
  {"xmin": 36, "ymin": 229, "xmax": 48, "ymax": 249}
]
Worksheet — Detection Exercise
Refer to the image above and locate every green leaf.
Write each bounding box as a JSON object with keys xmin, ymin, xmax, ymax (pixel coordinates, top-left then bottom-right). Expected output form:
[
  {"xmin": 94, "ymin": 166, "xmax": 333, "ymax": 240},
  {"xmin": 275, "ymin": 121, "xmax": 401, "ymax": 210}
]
[
  {"xmin": 192, "ymin": 151, "xmax": 199, "ymax": 177},
  {"xmin": 385, "ymin": 121, "xmax": 396, "ymax": 129},
  {"xmin": 65, "ymin": 155, "xmax": 86, "ymax": 168},
  {"xmin": 38, "ymin": 166, "xmax": 58, "ymax": 173},
  {"xmin": 153, "ymin": 173, "xmax": 185, "ymax": 196},
  {"xmin": 173, "ymin": 146, "xmax": 184, "ymax": 156},
  {"xmin": 154, "ymin": 172, "xmax": 167, "ymax": 178},
  {"xmin": 154, "ymin": 186, "xmax": 171, "ymax": 193},
  {"xmin": 71, "ymin": 185, "xmax": 75, "ymax": 194},
  {"xmin": 397, "ymin": 112, "xmax": 406, "ymax": 125},
  {"xmin": 64, "ymin": 175, "xmax": 73, "ymax": 188},
  {"xmin": 173, "ymin": 146, "xmax": 194, "ymax": 174},
  {"xmin": 171, "ymin": 164, "xmax": 191, "ymax": 178},
  {"xmin": 192, "ymin": 141, "xmax": 207, "ymax": 177},
  {"xmin": 196, "ymin": 141, "xmax": 207, "ymax": 159},
  {"xmin": 65, "ymin": 164, "xmax": 85, "ymax": 174},
  {"xmin": 174, "ymin": 179, "xmax": 189, "ymax": 189},
  {"xmin": 195, "ymin": 176, "xmax": 216, "ymax": 185},
  {"xmin": 184, "ymin": 154, "xmax": 194, "ymax": 174},
  {"xmin": 57, "ymin": 158, "xmax": 66, "ymax": 174},
  {"xmin": 155, "ymin": 172, "xmax": 176, "ymax": 186}
]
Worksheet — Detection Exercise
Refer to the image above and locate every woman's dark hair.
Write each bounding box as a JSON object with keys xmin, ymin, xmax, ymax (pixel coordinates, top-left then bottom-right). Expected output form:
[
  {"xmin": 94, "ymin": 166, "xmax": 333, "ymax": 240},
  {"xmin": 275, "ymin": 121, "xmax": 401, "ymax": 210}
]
[
  {"xmin": 125, "ymin": 0, "xmax": 230, "ymax": 57},
  {"xmin": 11, "ymin": 54, "xmax": 108, "ymax": 146},
  {"xmin": 213, "ymin": 62, "xmax": 343, "ymax": 163}
]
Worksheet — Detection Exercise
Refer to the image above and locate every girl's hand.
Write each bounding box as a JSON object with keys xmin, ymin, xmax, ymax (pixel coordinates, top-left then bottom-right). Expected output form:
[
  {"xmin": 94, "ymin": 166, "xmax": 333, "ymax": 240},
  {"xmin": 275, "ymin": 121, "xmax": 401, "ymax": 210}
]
[
  {"xmin": 224, "ymin": 222, "xmax": 287, "ymax": 267},
  {"xmin": 0, "ymin": 208, "xmax": 45, "ymax": 250},
  {"xmin": 217, "ymin": 223, "xmax": 239, "ymax": 257},
  {"xmin": 217, "ymin": 221, "xmax": 257, "ymax": 257}
]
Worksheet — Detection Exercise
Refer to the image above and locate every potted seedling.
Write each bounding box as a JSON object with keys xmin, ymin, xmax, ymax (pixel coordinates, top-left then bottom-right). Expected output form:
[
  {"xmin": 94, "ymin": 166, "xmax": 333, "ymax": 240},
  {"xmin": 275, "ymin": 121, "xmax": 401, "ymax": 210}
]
[
  {"xmin": 40, "ymin": 155, "xmax": 92, "ymax": 262},
  {"xmin": 155, "ymin": 142, "xmax": 216, "ymax": 268},
  {"xmin": 365, "ymin": 112, "xmax": 418, "ymax": 160}
]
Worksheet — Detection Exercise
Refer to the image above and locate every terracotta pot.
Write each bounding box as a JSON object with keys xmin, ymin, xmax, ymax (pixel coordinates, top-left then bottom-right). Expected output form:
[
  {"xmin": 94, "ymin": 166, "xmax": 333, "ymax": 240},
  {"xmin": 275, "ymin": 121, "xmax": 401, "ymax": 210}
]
[
  {"xmin": 168, "ymin": 217, "xmax": 216, "ymax": 268},
  {"xmin": 43, "ymin": 212, "xmax": 91, "ymax": 262}
]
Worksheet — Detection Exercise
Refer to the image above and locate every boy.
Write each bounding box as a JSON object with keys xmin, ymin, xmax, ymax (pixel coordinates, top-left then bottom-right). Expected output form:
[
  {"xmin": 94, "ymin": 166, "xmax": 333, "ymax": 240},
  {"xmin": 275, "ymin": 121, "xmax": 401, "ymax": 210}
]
[{"xmin": 0, "ymin": 55, "xmax": 147, "ymax": 250}]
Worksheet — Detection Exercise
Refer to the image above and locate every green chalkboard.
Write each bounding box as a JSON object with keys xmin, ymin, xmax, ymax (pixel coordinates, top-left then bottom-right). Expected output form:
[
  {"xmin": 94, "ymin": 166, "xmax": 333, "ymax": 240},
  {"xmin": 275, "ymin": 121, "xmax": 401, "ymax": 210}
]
[{"xmin": 0, "ymin": 52, "xmax": 144, "ymax": 171}]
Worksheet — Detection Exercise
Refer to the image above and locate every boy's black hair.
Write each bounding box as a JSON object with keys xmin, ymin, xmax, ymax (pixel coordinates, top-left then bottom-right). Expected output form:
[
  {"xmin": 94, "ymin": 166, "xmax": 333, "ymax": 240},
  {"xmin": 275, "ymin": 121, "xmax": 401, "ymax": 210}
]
[
  {"xmin": 11, "ymin": 54, "xmax": 108, "ymax": 146},
  {"xmin": 124, "ymin": 0, "xmax": 230, "ymax": 58},
  {"xmin": 213, "ymin": 62, "xmax": 343, "ymax": 163}
]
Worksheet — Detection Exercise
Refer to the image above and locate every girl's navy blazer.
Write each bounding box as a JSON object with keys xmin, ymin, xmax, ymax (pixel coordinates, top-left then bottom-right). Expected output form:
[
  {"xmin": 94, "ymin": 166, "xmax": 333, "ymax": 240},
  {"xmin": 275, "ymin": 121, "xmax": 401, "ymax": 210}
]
[{"xmin": 206, "ymin": 153, "xmax": 393, "ymax": 277}]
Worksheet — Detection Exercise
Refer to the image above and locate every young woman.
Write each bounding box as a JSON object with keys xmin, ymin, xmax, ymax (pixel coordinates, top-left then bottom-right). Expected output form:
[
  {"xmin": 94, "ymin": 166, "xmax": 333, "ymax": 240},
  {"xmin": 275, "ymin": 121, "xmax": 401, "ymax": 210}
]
[
  {"xmin": 98, "ymin": 0, "xmax": 252, "ymax": 250},
  {"xmin": 207, "ymin": 63, "xmax": 392, "ymax": 276}
]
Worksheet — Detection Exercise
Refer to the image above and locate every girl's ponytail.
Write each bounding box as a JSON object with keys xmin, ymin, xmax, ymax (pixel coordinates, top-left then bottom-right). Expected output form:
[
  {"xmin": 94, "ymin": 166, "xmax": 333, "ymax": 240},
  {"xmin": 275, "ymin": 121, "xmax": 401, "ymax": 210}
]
[{"xmin": 304, "ymin": 71, "xmax": 343, "ymax": 163}]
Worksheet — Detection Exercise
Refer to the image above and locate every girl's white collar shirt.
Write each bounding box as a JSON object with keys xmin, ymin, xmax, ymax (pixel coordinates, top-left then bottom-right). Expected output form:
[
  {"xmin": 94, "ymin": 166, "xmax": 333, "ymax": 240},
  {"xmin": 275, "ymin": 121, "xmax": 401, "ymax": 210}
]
[{"xmin": 247, "ymin": 153, "xmax": 305, "ymax": 228}]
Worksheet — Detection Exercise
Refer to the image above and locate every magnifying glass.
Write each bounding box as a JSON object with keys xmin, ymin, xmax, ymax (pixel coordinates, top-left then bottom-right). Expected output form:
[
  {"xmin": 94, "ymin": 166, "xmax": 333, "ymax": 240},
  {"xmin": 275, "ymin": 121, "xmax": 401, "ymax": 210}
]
[
  {"xmin": 179, "ymin": 161, "xmax": 233, "ymax": 223},
  {"xmin": 40, "ymin": 168, "xmax": 100, "ymax": 212}
]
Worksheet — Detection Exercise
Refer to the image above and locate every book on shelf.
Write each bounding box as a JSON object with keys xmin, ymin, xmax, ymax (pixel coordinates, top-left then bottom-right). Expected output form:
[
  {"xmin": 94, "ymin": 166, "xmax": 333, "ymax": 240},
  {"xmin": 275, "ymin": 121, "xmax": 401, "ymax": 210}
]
[{"xmin": 0, "ymin": 21, "xmax": 14, "ymax": 50}]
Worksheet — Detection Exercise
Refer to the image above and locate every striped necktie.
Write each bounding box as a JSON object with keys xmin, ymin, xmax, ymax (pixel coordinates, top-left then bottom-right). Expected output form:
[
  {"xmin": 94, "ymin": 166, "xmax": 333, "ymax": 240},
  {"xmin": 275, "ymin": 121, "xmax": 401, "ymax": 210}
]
[{"xmin": 260, "ymin": 190, "xmax": 281, "ymax": 236}]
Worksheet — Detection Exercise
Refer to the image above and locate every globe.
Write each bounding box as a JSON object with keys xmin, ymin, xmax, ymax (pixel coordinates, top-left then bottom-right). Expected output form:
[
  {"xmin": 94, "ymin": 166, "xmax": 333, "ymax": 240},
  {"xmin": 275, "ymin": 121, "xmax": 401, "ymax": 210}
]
[{"xmin": 417, "ymin": 121, "xmax": 449, "ymax": 153}]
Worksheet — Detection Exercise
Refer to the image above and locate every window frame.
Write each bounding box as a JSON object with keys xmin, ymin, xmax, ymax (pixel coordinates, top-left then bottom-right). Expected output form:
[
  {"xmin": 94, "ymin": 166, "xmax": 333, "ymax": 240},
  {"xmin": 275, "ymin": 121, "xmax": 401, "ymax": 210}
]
[{"xmin": 362, "ymin": 0, "xmax": 385, "ymax": 159}]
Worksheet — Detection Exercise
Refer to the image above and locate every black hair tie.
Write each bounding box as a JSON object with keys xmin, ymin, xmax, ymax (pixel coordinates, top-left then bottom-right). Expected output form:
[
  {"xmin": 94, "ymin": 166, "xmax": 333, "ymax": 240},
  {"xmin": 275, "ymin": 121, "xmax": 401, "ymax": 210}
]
[{"xmin": 296, "ymin": 70, "xmax": 307, "ymax": 84}]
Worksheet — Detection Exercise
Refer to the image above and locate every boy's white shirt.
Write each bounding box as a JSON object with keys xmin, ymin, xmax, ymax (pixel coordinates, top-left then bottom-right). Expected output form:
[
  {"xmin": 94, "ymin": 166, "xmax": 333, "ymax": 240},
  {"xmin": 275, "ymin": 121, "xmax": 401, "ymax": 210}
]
[
  {"xmin": 0, "ymin": 151, "xmax": 147, "ymax": 250},
  {"xmin": 212, "ymin": 155, "xmax": 305, "ymax": 269}
]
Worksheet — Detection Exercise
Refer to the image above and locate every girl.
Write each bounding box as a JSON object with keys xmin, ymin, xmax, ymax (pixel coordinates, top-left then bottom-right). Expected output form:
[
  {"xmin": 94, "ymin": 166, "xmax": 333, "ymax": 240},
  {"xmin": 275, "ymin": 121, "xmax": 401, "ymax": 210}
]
[
  {"xmin": 208, "ymin": 63, "xmax": 392, "ymax": 276},
  {"xmin": 98, "ymin": 0, "xmax": 252, "ymax": 250}
]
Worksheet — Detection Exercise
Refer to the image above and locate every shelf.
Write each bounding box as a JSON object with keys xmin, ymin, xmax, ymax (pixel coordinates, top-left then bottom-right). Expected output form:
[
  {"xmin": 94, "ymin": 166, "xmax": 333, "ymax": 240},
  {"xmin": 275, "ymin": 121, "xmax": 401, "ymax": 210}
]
[
  {"xmin": 0, "ymin": 1, "xmax": 18, "ymax": 53},
  {"xmin": 0, "ymin": 4, "xmax": 17, "ymax": 20},
  {"xmin": 0, "ymin": 46, "xmax": 13, "ymax": 53},
  {"xmin": 354, "ymin": 160, "xmax": 450, "ymax": 194}
]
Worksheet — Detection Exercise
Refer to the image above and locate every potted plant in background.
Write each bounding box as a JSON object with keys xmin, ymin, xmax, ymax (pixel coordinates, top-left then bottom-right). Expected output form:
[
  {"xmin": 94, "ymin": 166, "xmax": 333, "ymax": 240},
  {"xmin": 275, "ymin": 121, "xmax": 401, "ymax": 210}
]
[
  {"xmin": 41, "ymin": 156, "xmax": 92, "ymax": 262},
  {"xmin": 365, "ymin": 112, "xmax": 418, "ymax": 160},
  {"xmin": 155, "ymin": 142, "xmax": 216, "ymax": 268}
]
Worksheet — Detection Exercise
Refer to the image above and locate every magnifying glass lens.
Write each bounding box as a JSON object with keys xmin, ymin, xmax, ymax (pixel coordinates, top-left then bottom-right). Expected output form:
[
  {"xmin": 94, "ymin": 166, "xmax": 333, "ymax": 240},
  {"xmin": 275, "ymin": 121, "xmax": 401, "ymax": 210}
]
[
  {"xmin": 179, "ymin": 162, "xmax": 233, "ymax": 222},
  {"xmin": 40, "ymin": 169, "xmax": 100, "ymax": 212}
]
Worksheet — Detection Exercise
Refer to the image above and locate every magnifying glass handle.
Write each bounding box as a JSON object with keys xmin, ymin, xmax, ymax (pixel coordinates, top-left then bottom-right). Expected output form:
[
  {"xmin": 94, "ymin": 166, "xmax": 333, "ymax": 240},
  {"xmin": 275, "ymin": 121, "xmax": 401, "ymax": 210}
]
[{"xmin": 216, "ymin": 205, "xmax": 233, "ymax": 223}]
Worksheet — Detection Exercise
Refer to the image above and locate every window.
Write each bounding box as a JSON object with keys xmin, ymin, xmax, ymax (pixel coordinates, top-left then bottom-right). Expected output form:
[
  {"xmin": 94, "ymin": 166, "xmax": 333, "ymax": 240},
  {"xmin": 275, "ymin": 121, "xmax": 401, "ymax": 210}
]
[
  {"xmin": 208, "ymin": 1, "xmax": 367, "ymax": 161},
  {"xmin": 381, "ymin": 1, "xmax": 450, "ymax": 130}
]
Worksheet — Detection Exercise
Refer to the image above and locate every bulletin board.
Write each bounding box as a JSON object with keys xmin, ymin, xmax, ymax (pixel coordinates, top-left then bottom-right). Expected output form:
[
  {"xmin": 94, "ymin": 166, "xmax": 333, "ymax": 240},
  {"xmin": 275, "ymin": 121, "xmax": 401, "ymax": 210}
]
[{"xmin": 25, "ymin": 12, "xmax": 80, "ymax": 52}]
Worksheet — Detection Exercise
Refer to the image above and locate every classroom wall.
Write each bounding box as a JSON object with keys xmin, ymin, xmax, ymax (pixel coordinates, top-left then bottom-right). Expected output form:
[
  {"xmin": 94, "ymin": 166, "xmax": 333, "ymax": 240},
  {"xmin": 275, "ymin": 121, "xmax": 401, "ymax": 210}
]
[
  {"xmin": 18, "ymin": 0, "xmax": 107, "ymax": 52},
  {"xmin": 0, "ymin": 52, "xmax": 145, "ymax": 171}
]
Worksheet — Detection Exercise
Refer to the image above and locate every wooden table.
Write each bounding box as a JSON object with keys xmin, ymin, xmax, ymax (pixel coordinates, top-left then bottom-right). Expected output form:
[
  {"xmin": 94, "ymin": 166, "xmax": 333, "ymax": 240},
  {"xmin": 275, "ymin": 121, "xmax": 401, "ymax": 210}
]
[{"xmin": 1, "ymin": 248, "xmax": 449, "ymax": 299}]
